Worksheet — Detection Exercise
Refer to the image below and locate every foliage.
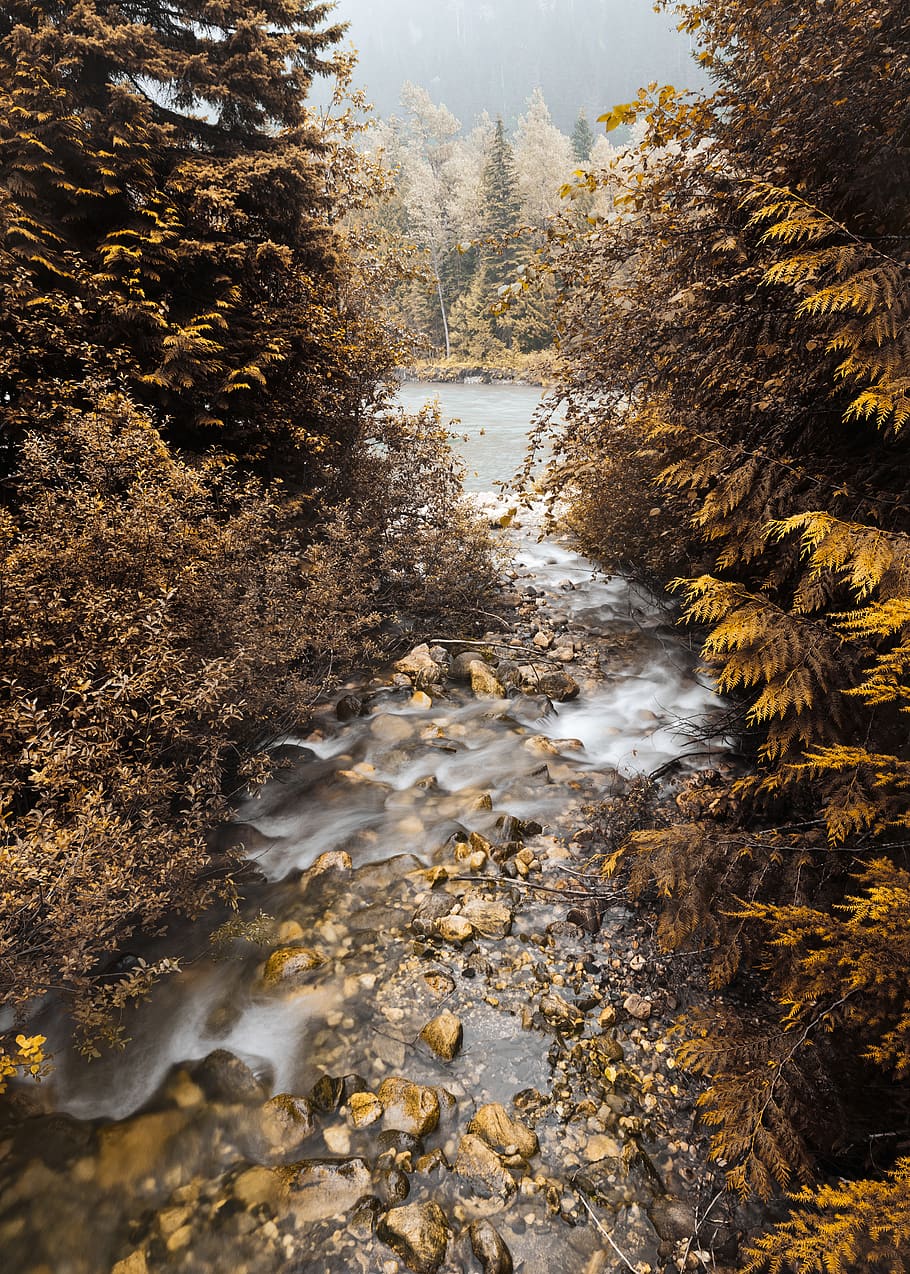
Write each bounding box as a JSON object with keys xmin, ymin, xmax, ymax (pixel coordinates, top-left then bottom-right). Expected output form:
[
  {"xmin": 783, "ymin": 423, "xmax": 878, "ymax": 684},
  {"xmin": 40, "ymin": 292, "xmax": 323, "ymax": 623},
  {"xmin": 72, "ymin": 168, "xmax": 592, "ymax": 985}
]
[
  {"xmin": 547, "ymin": 0, "xmax": 910, "ymax": 1257},
  {"xmin": 0, "ymin": 4, "xmax": 499, "ymax": 1070}
]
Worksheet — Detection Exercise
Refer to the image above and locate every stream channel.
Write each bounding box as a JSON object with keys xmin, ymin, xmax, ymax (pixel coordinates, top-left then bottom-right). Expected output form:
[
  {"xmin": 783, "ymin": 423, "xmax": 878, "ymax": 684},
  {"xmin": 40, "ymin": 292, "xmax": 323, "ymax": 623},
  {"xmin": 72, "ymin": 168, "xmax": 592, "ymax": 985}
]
[{"xmin": 0, "ymin": 383, "xmax": 732, "ymax": 1274}]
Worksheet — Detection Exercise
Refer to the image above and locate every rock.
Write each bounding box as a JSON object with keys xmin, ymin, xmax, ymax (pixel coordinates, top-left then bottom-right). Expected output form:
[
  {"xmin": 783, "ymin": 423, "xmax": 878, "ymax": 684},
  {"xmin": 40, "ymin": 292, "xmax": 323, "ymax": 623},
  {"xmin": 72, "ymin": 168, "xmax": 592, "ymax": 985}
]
[
  {"xmin": 598, "ymin": 1004, "xmax": 617, "ymax": 1029},
  {"xmin": 553, "ymin": 645, "xmax": 576, "ymax": 662},
  {"xmin": 411, "ymin": 894, "xmax": 454, "ymax": 936},
  {"xmin": 469, "ymin": 1219, "xmax": 514, "ymax": 1274},
  {"xmin": 522, "ymin": 734, "xmax": 584, "ymax": 757},
  {"xmin": 649, "ymin": 1199, "xmax": 698, "ymax": 1242},
  {"xmin": 495, "ymin": 659, "xmax": 522, "ymax": 688},
  {"xmin": 424, "ymin": 971, "xmax": 456, "ymax": 998},
  {"xmin": 349, "ymin": 1091, "xmax": 384, "ymax": 1129},
  {"xmin": 410, "ymin": 690, "xmax": 433, "ymax": 709},
  {"xmin": 536, "ymin": 670, "xmax": 580, "ymax": 702},
  {"xmin": 191, "ymin": 1050, "xmax": 269, "ymax": 1103},
  {"xmin": 454, "ymin": 1134, "xmax": 517, "ymax": 1201},
  {"xmin": 323, "ymin": 1125, "xmax": 351, "ymax": 1156},
  {"xmin": 378, "ymin": 1201, "xmax": 450, "ymax": 1274},
  {"xmin": 378, "ymin": 1129, "xmax": 424, "ymax": 1157},
  {"xmin": 420, "ymin": 1011, "xmax": 463, "ymax": 1062},
  {"xmin": 262, "ymin": 946, "xmax": 326, "ymax": 987},
  {"xmin": 285, "ymin": 1158, "xmax": 373, "ymax": 1222},
  {"xmin": 260, "ymin": 1094, "xmax": 315, "ymax": 1150},
  {"xmin": 350, "ymin": 1195, "xmax": 383, "ymax": 1238},
  {"xmin": 435, "ymin": 914, "xmax": 473, "ymax": 944},
  {"xmin": 309, "ymin": 1074, "xmax": 345, "ymax": 1112},
  {"xmin": 452, "ymin": 651, "xmax": 488, "ymax": 681},
  {"xmin": 459, "ymin": 896, "xmax": 512, "ymax": 939},
  {"xmin": 470, "ymin": 664, "xmax": 507, "ymax": 699},
  {"xmin": 111, "ymin": 1253, "xmax": 148, "ymax": 1274},
  {"xmin": 378, "ymin": 1166, "xmax": 411, "ymax": 1205},
  {"xmin": 335, "ymin": 693, "xmax": 363, "ymax": 721},
  {"xmin": 539, "ymin": 991, "xmax": 584, "ymax": 1031},
  {"xmin": 377, "ymin": 1077, "xmax": 440, "ymax": 1137},
  {"xmin": 623, "ymin": 993, "xmax": 653, "ymax": 1021},
  {"xmin": 415, "ymin": 1148, "xmax": 449, "ymax": 1177},
  {"xmin": 395, "ymin": 644, "xmax": 446, "ymax": 687},
  {"xmin": 299, "ymin": 850, "xmax": 353, "ymax": 892},
  {"xmin": 532, "ymin": 630, "xmax": 553, "ymax": 649},
  {"xmin": 467, "ymin": 1103, "xmax": 538, "ymax": 1160},
  {"xmin": 277, "ymin": 919, "xmax": 305, "ymax": 943},
  {"xmin": 584, "ymin": 1134, "xmax": 622, "ymax": 1161}
]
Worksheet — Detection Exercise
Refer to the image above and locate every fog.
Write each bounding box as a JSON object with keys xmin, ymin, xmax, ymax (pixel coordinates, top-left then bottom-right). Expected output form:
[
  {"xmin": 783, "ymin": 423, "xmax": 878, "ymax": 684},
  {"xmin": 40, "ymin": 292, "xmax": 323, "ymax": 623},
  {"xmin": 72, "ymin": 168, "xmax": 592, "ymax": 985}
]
[{"xmin": 321, "ymin": 0, "xmax": 705, "ymax": 130}]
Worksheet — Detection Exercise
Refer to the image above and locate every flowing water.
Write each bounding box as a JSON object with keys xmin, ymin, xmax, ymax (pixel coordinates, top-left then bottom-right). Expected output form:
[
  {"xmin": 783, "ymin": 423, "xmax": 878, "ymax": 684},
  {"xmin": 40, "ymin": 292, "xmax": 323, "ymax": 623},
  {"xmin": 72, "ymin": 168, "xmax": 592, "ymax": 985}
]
[{"xmin": 0, "ymin": 384, "xmax": 730, "ymax": 1274}]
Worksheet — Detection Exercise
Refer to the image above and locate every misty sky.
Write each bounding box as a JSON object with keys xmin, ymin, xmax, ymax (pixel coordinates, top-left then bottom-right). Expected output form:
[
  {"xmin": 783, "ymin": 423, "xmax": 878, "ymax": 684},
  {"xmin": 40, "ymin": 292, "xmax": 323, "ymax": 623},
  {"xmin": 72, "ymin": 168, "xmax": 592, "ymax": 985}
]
[{"xmin": 321, "ymin": 0, "xmax": 705, "ymax": 132}]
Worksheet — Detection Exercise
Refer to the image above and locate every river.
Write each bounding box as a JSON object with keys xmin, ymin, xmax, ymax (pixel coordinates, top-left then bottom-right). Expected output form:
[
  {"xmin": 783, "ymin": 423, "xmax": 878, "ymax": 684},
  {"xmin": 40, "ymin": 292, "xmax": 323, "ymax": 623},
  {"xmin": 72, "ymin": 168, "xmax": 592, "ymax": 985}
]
[{"xmin": 0, "ymin": 383, "xmax": 730, "ymax": 1274}]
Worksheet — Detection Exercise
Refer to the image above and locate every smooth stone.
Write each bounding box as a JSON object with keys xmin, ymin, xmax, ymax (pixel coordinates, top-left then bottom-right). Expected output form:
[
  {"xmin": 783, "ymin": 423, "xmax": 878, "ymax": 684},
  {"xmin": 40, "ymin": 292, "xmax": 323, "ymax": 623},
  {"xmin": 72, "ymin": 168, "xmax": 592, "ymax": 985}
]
[
  {"xmin": 191, "ymin": 1050, "xmax": 269, "ymax": 1103},
  {"xmin": 111, "ymin": 1254, "xmax": 148, "ymax": 1274},
  {"xmin": 539, "ymin": 991, "xmax": 584, "ymax": 1030},
  {"xmin": 435, "ymin": 914, "xmax": 473, "ymax": 944},
  {"xmin": 411, "ymin": 894, "xmax": 454, "ymax": 936},
  {"xmin": 454, "ymin": 1134, "xmax": 517, "ymax": 1201},
  {"xmin": 411, "ymin": 691, "xmax": 433, "ymax": 709},
  {"xmin": 420, "ymin": 1011, "xmax": 463, "ymax": 1062},
  {"xmin": 378, "ymin": 1201, "xmax": 450, "ymax": 1274},
  {"xmin": 299, "ymin": 850, "xmax": 353, "ymax": 892},
  {"xmin": 585, "ymin": 1134, "xmax": 622, "ymax": 1161},
  {"xmin": 377, "ymin": 1078, "xmax": 440, "ymax": 1137},
  {"xmin": 309, "ymin": 1074, "xmax": 345, "ymax": 1112},
  {"xmin": 285, "ymin": 1158, "xmax": 373, "ymax": 1222},
  {"xmin": 378, "ymin": 1166, "xmax": 411, "ymax": 1205},
  {"xmin": 262, "ymin": 946, "xmax": 326, "ymax": 987},
  {"xmin": 335, "ymin": 693, "xmax": 363, "ymax": 721},
  {"xmin": 323, "ymin": 1125, "xmax": 351, "ymax": 1156},
  {"xmin": 260, "ymin": 1094, "xmax": 315, "ymax": 1150},
  {"xmin": 395, "ymin": 644, "xmax": 446, "ymax": 686},
  {"xmin": 536, "ymin": 670, "xmax": 580, "ymax": 701},
  {"xmin": 451, "ymin": 651, "xmax": 489, "ymax": 681},
  {"xmin": 349, "ymin": 1092, "xmax": 384, "ymax": 1128},
  {"xmin": 469, "ymin": 1219, "xmax": 514, "ymax": 1274},
  {"xmin": 522, "ymin": 734, "xmax": 584, "ymax": 756},
  {"xmin": 468, "ymin": 1103, "xmax": 538, "ymax": 1160},
  {"xmin": 470, "ymin": 664, "xmax": 506, "ymax": 699}
]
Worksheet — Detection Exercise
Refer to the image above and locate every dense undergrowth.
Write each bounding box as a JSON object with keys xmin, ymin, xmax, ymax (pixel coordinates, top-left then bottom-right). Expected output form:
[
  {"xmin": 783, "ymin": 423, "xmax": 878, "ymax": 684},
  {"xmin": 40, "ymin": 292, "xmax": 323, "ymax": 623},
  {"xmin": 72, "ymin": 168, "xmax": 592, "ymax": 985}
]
[
  {"xmin": 0, "ymin": 3, "xmax": 499, "ymax": 1073},
  {"xmin": 545, "ymin": 0, "xmax": 910, "ymax": 1267}
]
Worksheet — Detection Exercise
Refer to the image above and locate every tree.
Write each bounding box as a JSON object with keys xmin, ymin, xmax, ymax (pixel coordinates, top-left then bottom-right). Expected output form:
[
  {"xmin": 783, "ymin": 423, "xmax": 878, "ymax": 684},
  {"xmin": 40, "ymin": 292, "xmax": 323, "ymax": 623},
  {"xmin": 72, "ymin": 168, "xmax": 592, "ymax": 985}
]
[
  {"xmin": 513, "ymin": 88, "xmax": 575, "ymax": 226},
  {"xmin": 571, "ymin": 110, "xmax": 595, "ymax": 162},
  {"xmin": 546, "ymin": 0, "xmax": 910, "ymax": 1254},
  {"xmin": 0, "ymin": 0, "xmax": 389, "ymax": 489}
]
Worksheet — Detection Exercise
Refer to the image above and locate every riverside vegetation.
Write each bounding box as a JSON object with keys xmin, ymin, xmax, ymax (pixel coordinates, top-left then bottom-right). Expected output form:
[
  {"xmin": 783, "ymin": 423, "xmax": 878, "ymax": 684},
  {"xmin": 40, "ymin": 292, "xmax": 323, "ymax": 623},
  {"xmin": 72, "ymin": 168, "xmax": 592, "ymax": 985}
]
[{"xmin": 542, "ymin": 0, "xmax": 910, "ymax": 1268}]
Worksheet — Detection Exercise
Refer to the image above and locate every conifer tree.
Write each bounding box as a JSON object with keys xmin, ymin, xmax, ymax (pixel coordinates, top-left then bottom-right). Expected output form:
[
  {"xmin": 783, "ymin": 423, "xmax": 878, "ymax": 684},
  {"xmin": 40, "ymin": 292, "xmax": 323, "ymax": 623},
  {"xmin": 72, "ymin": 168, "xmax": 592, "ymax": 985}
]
[
  {"xmin": 571, "ymin": 110, "xmax": 595, "ymax": 162},
  {"xmin": 479, "ymin": 118, "xmax": 522, "ymax": 290}
]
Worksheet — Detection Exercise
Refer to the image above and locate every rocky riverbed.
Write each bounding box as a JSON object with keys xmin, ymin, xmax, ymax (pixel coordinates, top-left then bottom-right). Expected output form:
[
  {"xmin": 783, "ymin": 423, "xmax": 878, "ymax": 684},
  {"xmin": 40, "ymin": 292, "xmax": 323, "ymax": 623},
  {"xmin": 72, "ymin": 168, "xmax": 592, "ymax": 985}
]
[{"xmin": 0, "ymin": 503, "xmax": 748, "ymax": 1274}]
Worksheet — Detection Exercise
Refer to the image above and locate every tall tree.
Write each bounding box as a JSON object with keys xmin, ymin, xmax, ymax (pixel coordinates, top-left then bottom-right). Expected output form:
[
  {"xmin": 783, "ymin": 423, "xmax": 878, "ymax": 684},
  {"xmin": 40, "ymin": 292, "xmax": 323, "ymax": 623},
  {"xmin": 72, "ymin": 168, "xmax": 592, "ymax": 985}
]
[
  {"xmin": 571, "ymin": 109, "xmax": 595, "ymax": 162},
  {"xmin": 514, "ymin": 88, "xmax": 576, "ymax": 225},
  {"xmin": 0, "ymin": 0, "xmax": 388, "ymax": 488}
]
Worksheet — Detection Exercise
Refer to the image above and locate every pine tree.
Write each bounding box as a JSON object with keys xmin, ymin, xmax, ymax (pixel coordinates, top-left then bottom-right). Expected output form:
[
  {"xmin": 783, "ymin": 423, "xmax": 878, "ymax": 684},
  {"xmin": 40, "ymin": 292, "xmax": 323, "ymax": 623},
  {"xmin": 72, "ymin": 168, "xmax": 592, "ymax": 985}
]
[
  {"xmin": 571, "ymin": 110, "xmax": 595, "ymax": 162},
  {"xmin": 479, "ymin": 118, "xmax": 522, "ymax": 290}
]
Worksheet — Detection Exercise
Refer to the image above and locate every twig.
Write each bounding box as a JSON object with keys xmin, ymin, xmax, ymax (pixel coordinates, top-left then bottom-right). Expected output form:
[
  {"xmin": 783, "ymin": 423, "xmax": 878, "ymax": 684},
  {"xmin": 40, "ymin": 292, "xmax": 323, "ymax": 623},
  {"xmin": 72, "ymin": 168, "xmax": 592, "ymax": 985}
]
[
  {"xmin": 573, "ymin": 1186, "xmax": 640, "ymax": 1273},
  {"xmin": 446, "ymin": 875, "xmax": 592, "ymax": 899}
]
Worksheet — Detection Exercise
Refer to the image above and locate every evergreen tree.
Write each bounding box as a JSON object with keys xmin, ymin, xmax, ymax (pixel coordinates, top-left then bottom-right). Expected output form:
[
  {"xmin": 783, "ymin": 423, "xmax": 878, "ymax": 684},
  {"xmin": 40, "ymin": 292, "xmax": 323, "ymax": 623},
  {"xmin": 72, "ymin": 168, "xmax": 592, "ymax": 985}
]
[
  {"xmin": 0, "ymin": 0, "xmax": 387, "ymax": 488},
  {"xmin": 479, "ymin": 118, "xmax": 522, "ymax": 291},
  {"xmin": 571, "ymin": 110, "xmax": 595, "ymax": 162}
]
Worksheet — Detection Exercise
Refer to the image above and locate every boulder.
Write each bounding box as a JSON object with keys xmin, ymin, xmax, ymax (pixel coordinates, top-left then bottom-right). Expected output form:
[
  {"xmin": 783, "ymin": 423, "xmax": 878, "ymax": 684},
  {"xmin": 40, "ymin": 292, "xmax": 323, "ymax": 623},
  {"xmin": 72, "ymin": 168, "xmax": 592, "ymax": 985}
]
[
  {"xmin": 262, "ymin": 946, "xmax": 326, "ymax": 988},
  {"xmin": 467, "ymin": 1103, "xmax": 538, "ymax": 1160},
  {"xmin": 378, "ymin": 1201, "xmax": 450, "ymax": 1274},
  {"xmin": 191, "ymin": 1050, "xmax": 269, "ymax": 1103},
  {"xmin": 454, "ymin": 1134, "xmax": 517, "ymax": 1201},
  {"xmin": 395, "ymin": 644, "xmax": 446, "ymax": 687},
  {"xmin": 469, "ymin": 1219, "xmax": 514, "ymax": 1274},
  {"xmin": 335, "ymin": 693, "xmax": 363, "ymax": 721},
  {"xmin": 420, "ymin": 1011, "xmax": 463, "ymax": 1062},
  {"xmin": 299, "ymin": 850, "xmax": 353, "ymax": 893},
  {"xmin": 377, "ymin": 1077, "xmax": 440, "ymax": 1137}
]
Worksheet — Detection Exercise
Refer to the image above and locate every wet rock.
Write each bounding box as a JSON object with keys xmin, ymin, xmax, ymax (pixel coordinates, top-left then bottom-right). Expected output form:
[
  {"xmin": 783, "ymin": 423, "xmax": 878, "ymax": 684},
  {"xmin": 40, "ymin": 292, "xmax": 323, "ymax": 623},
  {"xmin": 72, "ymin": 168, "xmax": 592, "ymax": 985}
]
[
  {"xmin": 342, "ymin": 1073, "xmax": 370, "ymax": 1101},
  {"xmin": 377, "ymin": 1078, "xmax": 440, "ymax": 1137},
  {"xmin": 111, "ymin": 1253, "xmax": 148, "ymax": 1274},
  {"xmin": 299, "ymin": 850, "xmax": 353, "ymax": 893},
  {"xmin": 536, "ymin": 670, "xmax": 580, "ymax": 702},
  {"xmin": 191, "ymin": 1049, "xmax": 269, "ymax": 1103},
  {"xmin": 378, "ymin": 1166, "xmax": 411, "ymax": 1205},
  {"xmin": 470, "ymin": 664, "xmax": 507, "ymax": 699},
  {"xmin": 649, "ymin": 1199, "xmax": 698, "ymax": 1242},
  {"xmin": 96, "ymin": 1109, "xmax": 190, "ymax": 1189},
  {"xmin": 286, "ymin": 1157, "xmax": 373, "ymax": 1222},
  {"xmin": 411, "ymin": 894, "xmax": 454, "ymax": 937},
  {"xmin": 532, "ymin": 629, "xmax": 553, "ymax": 649},
  {"xmin": 350, "ymin": 1194, "xmax": 383, "ymax": 1238},
  {"xmin": 454, "ymin": 1134, "xmax": 517, "ymax": 1201},
  {"xmin": 378, "ymin": 1201, "xmax": 450, "ymax": 1274},
  {"xmin": 261, "ymin": 1094, "xmax": 315, "ymax": 1151},
  {"xmin": 262, "ymin": 946, "xmax": 326, "ymax": 987},
  {"xmin": 424, "ymin": 970, "xmax": 456, "ymax": 998},
  {"xmin": 415, "ymin": 1148, "xmax": 449, "ymax": 1177},
  {"xmin": 539, "ymin": 991, "xmax": 584, "ymax": 1031},
  {"xmin": 522, "ymin": 734, "xmax": 584, "ymax": 757},
  {"xmin": 411, "ymin": 690, "xmax": 433, "ymax": 709},
  {"xmin": 584, "ymin": 1134, "xmax": 622, "ymax": 1161},
  {"xmin": 452, "ymin": 651, "xmax": 488, "ymax": 681},
  {"xmin": 420, "ymin": 1010, "xmax": 463, "ymax": 1062},
  {"xmin": 435, "ymin": 914, "xmax": 473, "ymax": 944},
  {"xmin": 335, "ymin": 693, "xmax": 363, "ymax": 721},
  {"xmin": 495, "ymin": 659, "xmax": 523, "ymax": 688},
  {"xmin": 349, "ymin": 1092, "xmax": 384, "ymax": 1129},
  {"xmin": 323, "ymin": 1125, "xmax": 351, "ymax": 1155},
  {"xmin": 378, "ymin": 1129, "xmax": 424, "ymax": 1157},
  {"xmin": 468, "ymin": 1103, "xmax": 538, "ymax": 1160},
  {"xmin": 469, "ymin": 1219, "xmax": 514, "ymax": 1274},
  {"xmin": 459, "ymin": 896, "xmax": 513, "ymax": 939},
  {"xmin": 623, "ymin": 993, "xmax": 653, "ymax": 1021},
  {"xmin": 395, "ymin": 644, "xmax": 446, "ymax": 687},
  {"xmin": 309, "ymin": 1074, "xmax": 345, "ymax": 1113}
]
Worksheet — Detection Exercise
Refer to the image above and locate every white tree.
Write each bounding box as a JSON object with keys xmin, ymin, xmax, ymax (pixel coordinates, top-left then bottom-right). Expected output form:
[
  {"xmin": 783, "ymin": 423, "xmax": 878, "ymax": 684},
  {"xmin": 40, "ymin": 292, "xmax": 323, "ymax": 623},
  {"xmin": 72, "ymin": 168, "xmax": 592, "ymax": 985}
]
[{"xmin": 513, "ymin": 88, "xmax": 575, "ymax": 226}]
